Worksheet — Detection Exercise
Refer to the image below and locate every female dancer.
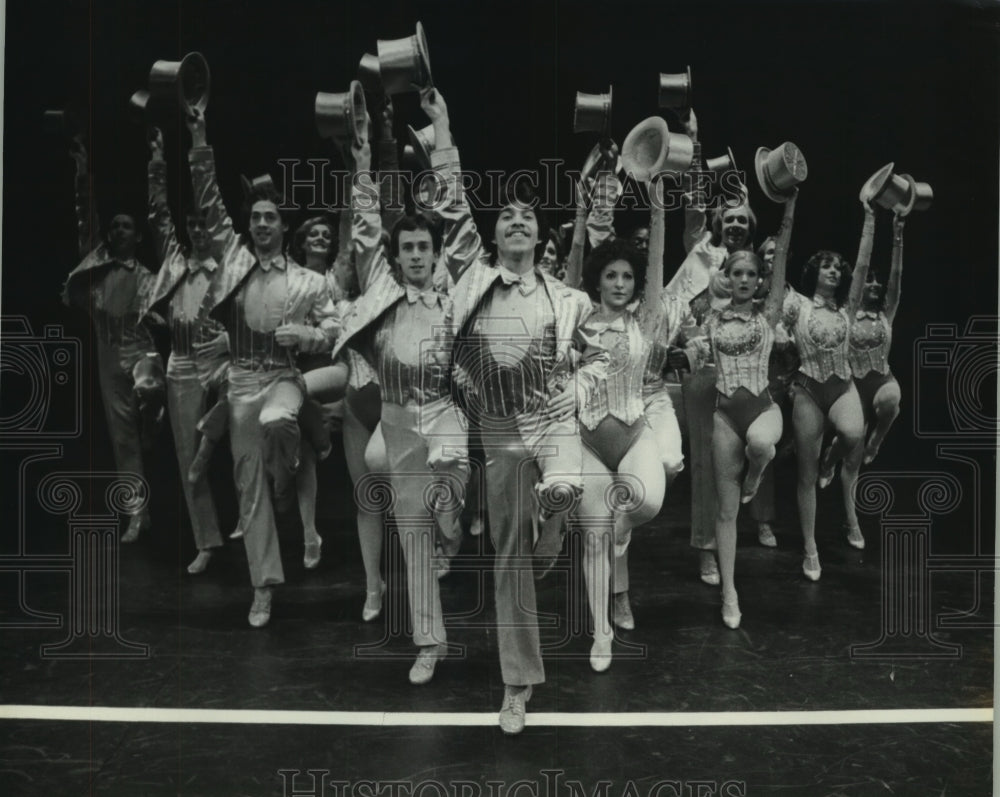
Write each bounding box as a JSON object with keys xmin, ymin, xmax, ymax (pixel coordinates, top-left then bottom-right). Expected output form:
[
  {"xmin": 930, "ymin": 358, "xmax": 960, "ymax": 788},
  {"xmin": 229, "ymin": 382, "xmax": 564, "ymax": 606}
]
[
  {"xmin": 290, "ymin": 212, "xmax": 351, "ymax": 568},
  {"xmin": 706, "ymin": 190, "xmax": 796, "ymax": 628},
  {"xmin": 785, "ymin": 232, "xmax": 866, "ymax": 580},
  {"xmin": 566, "ymin": 170, "xmax": 690, "ymax": 633},
  {"xmin": 832, "ymin": 202, "xmax": 904, "ymax": 549}
]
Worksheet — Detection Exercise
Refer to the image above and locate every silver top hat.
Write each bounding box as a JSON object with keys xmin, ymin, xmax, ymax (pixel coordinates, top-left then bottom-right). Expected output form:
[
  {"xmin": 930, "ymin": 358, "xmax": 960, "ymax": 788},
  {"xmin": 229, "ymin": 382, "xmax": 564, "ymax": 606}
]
[
  {"xmin": 658, "ymin": 66, "xmax": 693, "ymax": 112},
  {"xmin": 148, "ymin": 51, "xmax": 211, "ymax": 116},
  {"xmin": 754, "ymin": 143, "xmax": 808, "ymax": 203},
  {"xmin": 315, "ymin": 81, "xmax": 368, "ymax": 147},
  {"xmin": 377, "ymin": 21, "xmax": 433, "ymax": 95},
  {"xmin": 574, "ymin": 86, "xmax": 613, "ymax": 135}
]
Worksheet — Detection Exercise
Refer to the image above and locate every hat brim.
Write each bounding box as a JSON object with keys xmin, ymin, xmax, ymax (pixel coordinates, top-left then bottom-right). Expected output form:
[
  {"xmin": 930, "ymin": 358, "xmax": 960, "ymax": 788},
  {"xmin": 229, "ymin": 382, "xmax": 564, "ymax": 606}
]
[
  {"xmin": 416, "ymin": 21, "xmax": 433, "ymax": 88},
  {"xmin": 622, "ymin": 116, "xmax": 670, "ymax": 183},
  {"xmin": 755, "ymin": 146, "xmax": 783, "ymax": 203},
  {"xmin": 895, "ymin": 174, "xmax": 918, "ymax": 217},
  {"xmin": 407, "ymin": 124, "xmax": 432, "ymax": 171},
  {"xmin": 859, "ymin": 162, "xmax": 895, "ymax": 207}
]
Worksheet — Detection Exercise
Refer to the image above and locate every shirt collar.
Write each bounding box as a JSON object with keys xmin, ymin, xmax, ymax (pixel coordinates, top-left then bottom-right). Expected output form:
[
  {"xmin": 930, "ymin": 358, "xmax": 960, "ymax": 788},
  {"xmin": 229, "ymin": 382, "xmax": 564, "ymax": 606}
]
[
  {"xmin": 496, "ymin": 265, "xmax": 539, "ymax": 296},
  {"xmin": 113, "ymin": 256, "xmax": 137, "ymax": 271},
  {"xmin": 257, "ymin": 253, "xmax": 287, "ymax": 272},
  {"xmin": 405, "ymin": 283, "xmax": 441, "ymax": 308}
]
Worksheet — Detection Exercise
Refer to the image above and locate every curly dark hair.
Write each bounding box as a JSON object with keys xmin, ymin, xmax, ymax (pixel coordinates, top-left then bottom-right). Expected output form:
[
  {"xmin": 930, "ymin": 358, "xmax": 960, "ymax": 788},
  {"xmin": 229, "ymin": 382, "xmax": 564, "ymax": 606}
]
[
  {"xmin": 291, "ymin": 213, "xmax": 338, "ymax": 267},
  {"xmin": 485, "ymin": 178, "xmax": 550, "ymax": 264},
  {"xmin": 581, "ymin": 238, "xmax": 647, "ymax": 303},
  {"xmin": 800, "ymin": 249, "xmax": 852, "ymax": 307}
]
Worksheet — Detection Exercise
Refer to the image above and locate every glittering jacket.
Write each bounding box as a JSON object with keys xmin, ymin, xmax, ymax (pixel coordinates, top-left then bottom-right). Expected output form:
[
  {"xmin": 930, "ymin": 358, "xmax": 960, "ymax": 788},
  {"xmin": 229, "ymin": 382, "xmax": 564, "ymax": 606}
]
[
  {"xmin": 141, "ymin": 153, "xmax": 229, "ymax": 388},
  {"xmin": 331, "ymin": 173, "xmax": 454, "ymax": 406},
  {"xmin": 61, "ymin": 173, "xmax": 157, "ymax": 374},
  {"xmin": 431, "ymin": 146, "xmax": 609, "ymax": 408},
  {"xmin": 190, "ymin": 146, "xmax": 339, "ymax": 371}
]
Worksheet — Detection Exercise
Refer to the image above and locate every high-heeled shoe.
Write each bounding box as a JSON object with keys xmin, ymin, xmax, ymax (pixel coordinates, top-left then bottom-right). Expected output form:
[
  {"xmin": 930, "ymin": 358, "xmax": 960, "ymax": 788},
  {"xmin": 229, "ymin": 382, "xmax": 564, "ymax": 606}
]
[
  {"xmin": 845, "ymin": 524, "xmax": 865, "ymax": 550},
  {"xmin": 721, "ymin": 594, "xmax": 741, "ymax": 630},
  {"xmin": 699, "ymin": 551, "xmax": 720, "ymax": 586},
  {"xmin": 362, "ymin": 581, "xmax": 386, "ymax": 622},
  {"xmin": 802, "ymin": 552, "xmax": 822, "ymax": 581}
]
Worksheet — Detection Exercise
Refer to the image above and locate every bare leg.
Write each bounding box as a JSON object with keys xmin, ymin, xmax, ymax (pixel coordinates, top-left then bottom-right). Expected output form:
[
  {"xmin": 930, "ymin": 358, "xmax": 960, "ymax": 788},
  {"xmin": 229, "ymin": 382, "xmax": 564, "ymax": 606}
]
[
  {"xmin": 792, "ymin": 388, "xmax": 825, "ymax": 579},
  {"xmin": 864, "ymin": 379, "xmax": 901, "ymax": 464},
  {"xmin": 713, "ymin": 413, "xmax": 746, "ymax": 628},
  {"xmin": 577, "ymin": 447, "xmax": 614, "ymax": 672}
]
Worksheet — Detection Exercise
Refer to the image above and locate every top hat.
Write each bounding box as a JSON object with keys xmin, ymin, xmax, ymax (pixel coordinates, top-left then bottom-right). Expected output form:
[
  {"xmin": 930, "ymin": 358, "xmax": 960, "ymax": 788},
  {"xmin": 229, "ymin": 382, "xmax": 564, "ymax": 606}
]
[
  {"xmin": 859, "ymin": 162, "xmax": 897, "ymax": 207},
  {"xmin": 706, "ymin": 146, "xmax": 737, "ymax": 175},
  {"xmin": 358, "ymin": 52, "xmax": 383, "ymax": 95},
  {"xmin": 407, "ymin": 123, "xmax": 436, "ymax": 170},
  {"xmin": 148, "ymin": 52, "xmax": 211, "ymax": 116},
  {"xmin": 377, "ymin": 21, "xmax": 433, "ymax": 95},
  {"xmin": 896, "ymin": 174, "xmax": 933, "ymax": 216},
  {"xmin": 580, "ymin": 141, "xmax": 624, "ymax": 182},
  {"xmin": 574, "ymin": 86, "xmax": 613, "ymax": 135},
  {"xmin": 241, "ymin": 173, "xmax": 278, "ymax": 204},
  {"xmin": 859, "ymin": 162, "xmax": 913, "ymax": 212},
  {"xmin": 315, "ymin": 81, "xmax": 368, "ymax": 147},
  {"xmin": 754, "ymin": 142, "xmax": 808, "ymax": 203},
  {"xmin": 658, "ymin": 67, "xmax": 693, "ymax": 112},
  {"xmin": 42, "ymin": 108, "xmax": 82, "ymax": 140},
  {"xmin": 621, "ymin": 116, "xmax": 695, "ymax": 183}
]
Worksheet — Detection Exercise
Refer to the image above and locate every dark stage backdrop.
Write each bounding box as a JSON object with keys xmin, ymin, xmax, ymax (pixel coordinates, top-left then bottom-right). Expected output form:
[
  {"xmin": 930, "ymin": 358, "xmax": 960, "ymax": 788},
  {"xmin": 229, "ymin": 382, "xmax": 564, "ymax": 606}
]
[{"xmin": 1, "ymin": 0, "xmax": 997, "ymax": 552}]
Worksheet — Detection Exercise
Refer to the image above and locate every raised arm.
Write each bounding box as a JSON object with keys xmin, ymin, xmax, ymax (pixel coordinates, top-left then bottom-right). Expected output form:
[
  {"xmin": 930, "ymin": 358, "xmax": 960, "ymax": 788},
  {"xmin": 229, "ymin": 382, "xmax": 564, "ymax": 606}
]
[
  {"xmin": 147, "ymin": 127, "xmax": 181, "ymax": 266},
  {"xmin": 586, "ymin": 166, "xmax": 620, "ymax": 250},
  {"xmin": 884, "ymin": 213, "xmax": 905, "ymax": 323},
  {"xmin": 71, "ymin": 138, "xmax": 99, "ymax": 258},
  {"xmin": 764, "ymin": 189, "xmax": 797, "ymax": 326},
  {"xmin": 681, "ymin": 111, "xmax": 707, "ymax": 255},
  {"xmin": 641, "ymin": 176, "xmax": 665, "ymax": 337},
  {"xmin": 350, "ymin": 130, "xmax": 386, "ymax": 292},
  {"xmin": 563, "ymin": 179, "xmax": 589, "ymax": 288},
  {"xmin": 422, "ymin": 88, "xmax": 483, "ymax": 282},
  {"xmin": 847, "ymin": 200, "xmax": 877, "ymax": 316},
  {"xmin": 377, "ymin": 98, "xmax": 405, "ymax": 234},
  {"xmin": 187, "ymin": 110, "xmax": 237, "ymax": 262}
]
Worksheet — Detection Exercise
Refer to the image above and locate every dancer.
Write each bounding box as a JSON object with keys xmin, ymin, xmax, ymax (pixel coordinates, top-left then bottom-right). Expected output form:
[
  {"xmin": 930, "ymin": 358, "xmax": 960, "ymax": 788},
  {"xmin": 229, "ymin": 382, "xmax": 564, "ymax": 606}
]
[
  {"xmin": 142, "ymin": 118, "xmax": 231, "ymax": 573},
  {"xmin": 834, "ymin": 202, "xmax": 905, "ymax": 549},
  {"xmin": 290, "ymin": 211, "xmax": 351, "ymax": 569},
  {"xmin": 705, "ymin": 190, "xmax": 796, "ymax": 629},
  {"xmin": 332, "ymin": 112, "xmax": 470, "ymax": 685},
  {"xmin": 785, "ymin": 237, "xmax": 866, "ymax": 581},
  {"xmin": 433, "ymin": 88, "xmax": 608, "ymax": 734},
  {"xmin": 194, "ymin": 113, "xmax": 338, "ymax": 627},
  {"xmin": 667, "ymin": 110, "xmax": 758, "ymax": 585},
  {"xmin": 566, "ymin": 168, "xmax": 691, "ymax": 633},
  {"xmin": 62, "ymin": 137, "xmax": 163, "ymax": 542}
]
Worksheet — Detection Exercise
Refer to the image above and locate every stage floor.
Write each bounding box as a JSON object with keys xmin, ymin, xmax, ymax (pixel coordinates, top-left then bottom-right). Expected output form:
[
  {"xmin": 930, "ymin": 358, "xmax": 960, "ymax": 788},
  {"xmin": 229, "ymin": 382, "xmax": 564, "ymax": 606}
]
[{"xmin": 0, "ymin": 457, "xmax": 993, "ymax": 796}]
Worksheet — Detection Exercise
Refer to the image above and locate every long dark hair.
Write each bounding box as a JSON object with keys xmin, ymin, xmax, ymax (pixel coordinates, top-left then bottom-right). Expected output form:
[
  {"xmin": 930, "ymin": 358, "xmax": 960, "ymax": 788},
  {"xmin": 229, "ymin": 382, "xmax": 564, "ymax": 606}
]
[{"xmin": 800, "ymin": 250, "xmax": 852, "ymax": 307}]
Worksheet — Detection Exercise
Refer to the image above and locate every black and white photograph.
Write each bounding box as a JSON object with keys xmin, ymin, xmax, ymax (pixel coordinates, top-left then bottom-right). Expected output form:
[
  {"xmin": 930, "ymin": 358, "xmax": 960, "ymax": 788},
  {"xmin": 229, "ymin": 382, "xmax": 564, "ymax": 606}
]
[{"xmin": 0, "ymin": 1, "xmax": 996, "ymax": 794}]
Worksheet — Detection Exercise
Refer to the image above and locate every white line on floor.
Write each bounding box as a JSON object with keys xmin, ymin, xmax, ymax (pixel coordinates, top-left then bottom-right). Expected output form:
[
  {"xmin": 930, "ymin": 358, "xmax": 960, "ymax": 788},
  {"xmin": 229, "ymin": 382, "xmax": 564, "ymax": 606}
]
[{"xmin": 0, "ymin": 706, "xmax": 991, "ymax": 727}]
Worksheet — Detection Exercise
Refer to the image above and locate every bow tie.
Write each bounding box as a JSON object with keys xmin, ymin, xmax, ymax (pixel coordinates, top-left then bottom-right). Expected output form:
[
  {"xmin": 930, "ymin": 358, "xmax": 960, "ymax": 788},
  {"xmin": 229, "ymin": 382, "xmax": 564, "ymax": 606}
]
[
  {"xmin": 720, "ymin": 307, "xmax": 754, "ymax": 322},
  {"xmin": 589, "ymin": 315, "xmax": 627, "ymax": 334},
  {"xmin": 497, "ymin": 266, "xmax": 538, "ymax": 296},
  {"xmin": 187, "ymin": 257, "xmax": 217, "ymax": 276},
  {"xmin": 405, "ymin": 284, "xmax": 440, "ymax": 307},
  {"xmin": 113, "ymin": 257, "xmax": 137, "ymax": 271},
  {"xmin": 812, "ymin": 295, "xmax": 839, "ymax": 312},
  {"xmin": 855, "ymin": 309, "xmax": 880, "ymax": 321},
  {"xmin": 258, "ymin": 255, "xmax": 286, "ymax": 272}
]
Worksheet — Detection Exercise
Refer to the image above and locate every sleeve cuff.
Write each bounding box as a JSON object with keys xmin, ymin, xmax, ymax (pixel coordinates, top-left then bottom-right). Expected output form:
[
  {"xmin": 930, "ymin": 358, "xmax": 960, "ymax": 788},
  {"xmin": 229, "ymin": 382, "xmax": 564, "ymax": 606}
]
[
  {"xmin": 188, "ymin": 145, "xmax": 214, "ymax": 164},
  {"xmin": 431, "ymin": 146, "xmax": 460, "ymax": 170}
]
